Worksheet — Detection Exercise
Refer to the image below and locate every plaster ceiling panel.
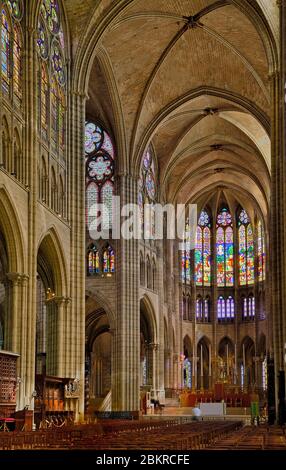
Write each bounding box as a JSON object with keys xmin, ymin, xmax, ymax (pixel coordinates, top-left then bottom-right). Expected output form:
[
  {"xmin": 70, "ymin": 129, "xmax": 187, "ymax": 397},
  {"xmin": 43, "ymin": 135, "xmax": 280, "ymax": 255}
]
[
  {"xmin": 87, "ymin": 57, "xmax": 116, "ymax": 140},
  {"xmin": 121, "ymin": 0, "xmax": 218, "ymax": 18},
  {"xmin": 175, "ymin": 172, "xmax": 268, "ymax": 216},
  {"xmin": 173, "ymin": 95, "xmax": 245, "ymax": 114},
  {"xmin": 202, "ymin": 5, "xmax": 269, "ymax": 89},
  {"xmin": 152, "ymin": 112, "xmax": 204, "ymax": 166},
  {"xmin": 137, "ymin": 26, "xmax": 269, "ymax": 148},
  {"xmin": 102, "ymin": 16, "xmax": 182, "ymax": 141},
  {"xmin": 173, "ymin": 114, "xmax": 257, "ymax": 156}
]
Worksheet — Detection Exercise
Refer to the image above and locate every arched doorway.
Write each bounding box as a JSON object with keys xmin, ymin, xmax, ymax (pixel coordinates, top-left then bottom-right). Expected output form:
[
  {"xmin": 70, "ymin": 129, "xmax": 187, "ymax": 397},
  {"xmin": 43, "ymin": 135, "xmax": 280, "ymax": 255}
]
[
  {"xmin": 34, "ymin": 232, "xmax": 70, "ymax": 428},
  {"xmin": 140, "ymin": 297, "xmax": 157, "ymax": 394},
  {"xmin": 36, "ymin": 245, "xmax": 58, "ymax": 376},
  {"xmin": 140, "ymin": 309, "xmax": 153, "ymax": 388},
  {"xmin": 85, "ymin": 303, "xmax": 112, "ymax": 413}
]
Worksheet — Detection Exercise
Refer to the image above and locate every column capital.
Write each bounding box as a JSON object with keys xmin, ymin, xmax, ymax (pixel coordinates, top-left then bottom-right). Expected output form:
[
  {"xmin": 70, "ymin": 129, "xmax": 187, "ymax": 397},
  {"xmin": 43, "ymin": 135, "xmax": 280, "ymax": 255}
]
[
  {"xmin": 71, "ymin": 89, "xmax": 89, "ymax": 100},
  {"xmin": 47, "ymin": 296, "xmax": 71, "ymax": 306},
  {"xmin": 148, "ymin": 342, "xmax": 159, "ymax": 351},
  {"xmin": 6, "ymin": 273, "xmax": 29, "ymax": 286},
  {"xmin": 268, "ymin": 70, "xmax": 280, "ymax": 82}
]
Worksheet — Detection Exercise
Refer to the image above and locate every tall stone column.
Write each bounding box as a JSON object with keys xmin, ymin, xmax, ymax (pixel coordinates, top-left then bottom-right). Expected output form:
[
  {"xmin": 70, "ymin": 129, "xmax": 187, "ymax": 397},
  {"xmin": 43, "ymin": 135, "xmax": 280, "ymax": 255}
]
[
  {"xmin": 24, "ymin": 24, "xmax": 39, "ymax": 413},
  {"xmin": 44, "ymin": 296, "xmax": 71, "ymax": 377},
  {"xmin": 166, "ymin": 239, "xmax": 174, "ymax": 390},
  {"xmin": 233, "ymin": 216, "xmax": 239, "ymax": 387},
  {"xmin": 211, "ymin": 214, "xmax": 218, "ymax": 385},
  {"xmin": 17, "ymin": 274, "xmax": 29, "ymax": 410},
  {"xmin": 157, "ymin": 241, "xmax": 166, "ymax": 400},
  {"xmin": 268, "ymin": 2, "xmax": 286, "ymax": 423},
  {"xmin": 113, "ymin": 174, "xmax": 140, "ymax": 413},
  {"xmin": 68, "ymin": 90, "xmax": 86, "ymax": 420},
  {"xmin": 174, "ymin": 239, "xmax": 182, "ymax": 390},
  {"xmin": 3, "ymin": 273, "xmax": 29, "ymax": 409},
  {"xmin": 276, "ymin": 0, "xmax": 286, "ymax": 424}
]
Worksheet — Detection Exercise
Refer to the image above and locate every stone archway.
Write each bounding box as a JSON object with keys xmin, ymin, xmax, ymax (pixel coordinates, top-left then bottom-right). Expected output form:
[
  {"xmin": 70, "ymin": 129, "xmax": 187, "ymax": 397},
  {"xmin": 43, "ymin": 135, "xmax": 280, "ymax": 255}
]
[
  {"xmin": 240, "ymin": 336, "xmax": 256, "ymax": 389},
  {"xmin": 197, "ymin": 337, "xmax": 211, "ymax": 391},
  {"xmin": 140, "ymin": 296, "xmax": 158, "ymax": 396},
  {"xmin": 36, "ymin": 231, "xmax": 68, "ymax": 378},
  {"xmin": 86, "ymin": 307, "xmax": 112, "ymax": 413}
]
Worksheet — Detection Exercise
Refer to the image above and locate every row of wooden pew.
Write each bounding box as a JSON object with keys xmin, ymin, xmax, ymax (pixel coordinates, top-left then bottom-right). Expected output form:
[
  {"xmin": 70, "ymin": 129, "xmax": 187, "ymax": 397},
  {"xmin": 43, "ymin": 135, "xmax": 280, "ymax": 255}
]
[
  {"xmin": 208, "ymin": 425, "xmax": 286, "ymax": 450},
  {"xmin": 0, "ymin": 419, "xmax": 241, "ymax": 450}
]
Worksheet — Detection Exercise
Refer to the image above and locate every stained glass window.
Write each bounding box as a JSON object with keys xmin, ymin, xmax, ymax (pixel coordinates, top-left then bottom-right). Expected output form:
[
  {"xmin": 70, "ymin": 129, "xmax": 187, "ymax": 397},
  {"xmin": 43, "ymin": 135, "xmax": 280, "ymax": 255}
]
[
  {"xmin": 196, "ymin": 297, "xmax": 203, "ymax": 321},
  {"xmin": 195, "ymin": 210, "xmax": 211, "ymax": 286},
  {"xmin": 238, "ymin": 209, "xmax": 254, "ymax": 285},
  {"xmin": 218, "ymin": 296, "xmax": 234, "ymax": 321},
  {"xmin": 87, "ymin": 245, "xmax": 99, "ymax": 275},
  {"xmin": 204, "ymin": 298, "xmax": 210, "ymax": 321},
  {"xmin": 86, "ymin": 182, "xmax": 99, "ymax": 230},
  {"xmin": 182, "ymin": 220, "xmax": 191, "ymax": 283},
  {"xmin": 85, "ymin": 122, "xmax": 115, "ymax": 234},
  {"xmin": 59, "ymin": 87, "xmax": 65, "ymax": 150},
  {"xmin": 51, "ymin": 39, "xmax": 65, "ymax": 86},
  {"xmin": 1, "ymin": 8, "xmax": 10, "ymax": 92},
  {"xmin": 195, "ymin": 227, "xmax": 203, "ymax": 285},
  {"xmin": 41, "ymin": 63, "xmax": 49, "ymax": 137},
  {"xmin": 216, "ymin": 208, "xmax": 233, "ymax": 287},
  {"xmin": 7, "ymin": 1, "xmax": 23, "ymax": 20},
  {"xmin": 243, "ymin": 296, "xmax": 247, "ymax": 318},
  {"xmin": 203, "ymin": 227, "xmax": 211, "ymax": 285},
  {"xmin": 103, "ymin": 246, "xmax": 115, "ymax": 274},
  {"xmin": 258, "ymin": 221, "xmax": 266, "ymax": 281},
  {"xmin": 13, "ymin": 24, "xmax": 22, "ymax": 98},
  {"xmin": 139, "ymin": 146, "xmax": 156, "ymax": 240},
  {"xmin": 226, "ymin": 296, "xmax": 234, "ymax": 319},
  {"xmin": 51, "ymin": 76, "xmax": 58, "ymax": 146},
  {"xmin": 37, "ymin": 16, "xmax": 49, "ymax": 59},
  {"xmin": 1, "ymin": 4, "xmax": 23, "ymax": 97},
  {"xmin": 217, "ymin": 296, "xmax": 225, "ymax": 320},
  {"xmin": 37, "ymin": 0, "xmax": 66, "ymax": 152},
  {"xmin": 41, "ymin": 0, "xmax": 60, "ymax": 34},
  {"xmin": 249, "ymin": 295, "xmax": 255, "ymax": 317},
  {"xmin": 242, "ymin": 294, "xmax": 255, "ymax": 320}
]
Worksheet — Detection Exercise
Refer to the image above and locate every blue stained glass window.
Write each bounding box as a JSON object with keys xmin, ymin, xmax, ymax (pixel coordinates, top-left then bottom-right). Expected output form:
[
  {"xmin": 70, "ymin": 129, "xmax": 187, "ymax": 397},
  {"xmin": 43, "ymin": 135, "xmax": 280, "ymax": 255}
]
[{"xmin": 1, "ymin": 9, "xmax": 10, "ymax": 91}]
